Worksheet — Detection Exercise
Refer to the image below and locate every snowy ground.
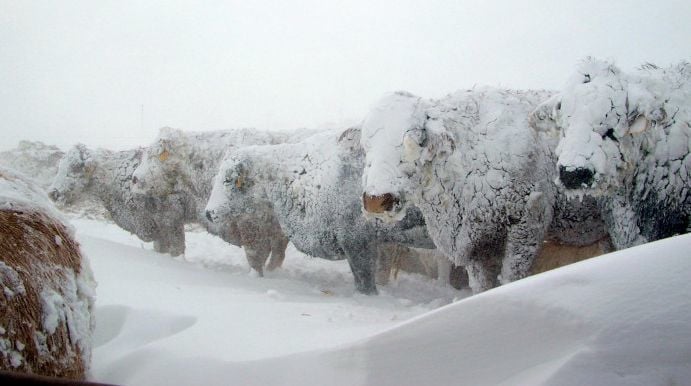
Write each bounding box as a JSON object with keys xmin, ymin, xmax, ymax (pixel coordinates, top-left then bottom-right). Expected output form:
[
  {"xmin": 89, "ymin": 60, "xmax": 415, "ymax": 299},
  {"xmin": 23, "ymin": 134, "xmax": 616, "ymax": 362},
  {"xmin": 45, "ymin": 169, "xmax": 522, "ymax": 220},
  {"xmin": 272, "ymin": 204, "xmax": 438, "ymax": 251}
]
[
  {"xmin": 74, "ymin": 218, "xmax": 465, "ymax": 385},
  {"xmin": 76, "ymin": 217, "xmax": 691, "ymax": 386}
]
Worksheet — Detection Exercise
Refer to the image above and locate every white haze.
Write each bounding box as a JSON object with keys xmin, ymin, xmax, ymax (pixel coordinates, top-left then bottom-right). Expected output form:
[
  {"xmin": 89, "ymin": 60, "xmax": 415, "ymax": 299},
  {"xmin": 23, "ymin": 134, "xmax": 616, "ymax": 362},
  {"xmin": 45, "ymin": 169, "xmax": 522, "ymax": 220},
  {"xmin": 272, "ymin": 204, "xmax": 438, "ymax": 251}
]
[{"xmin": 1, "ymin": 0, "xmax": 690, "ymax": 151}]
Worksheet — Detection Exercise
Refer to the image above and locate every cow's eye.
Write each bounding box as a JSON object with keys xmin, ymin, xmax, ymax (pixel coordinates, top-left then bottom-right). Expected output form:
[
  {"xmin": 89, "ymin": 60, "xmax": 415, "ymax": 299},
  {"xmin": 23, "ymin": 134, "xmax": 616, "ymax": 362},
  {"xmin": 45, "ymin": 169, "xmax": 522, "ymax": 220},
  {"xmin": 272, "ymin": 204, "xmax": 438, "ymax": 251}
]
[
  {"xmin": 602, "ymin": 128, "xmax": 618, "ymax": 142},
  {"xmin": 70, "ymin": 163, "xmax": 83, "ymax": 173},
  {"xmin": 583, "ymin": 74, "xmax": 591, "ymax": 84},
  {"xmin": 223, "ymin": 177, "xmax": 234, "ymax": 186}
]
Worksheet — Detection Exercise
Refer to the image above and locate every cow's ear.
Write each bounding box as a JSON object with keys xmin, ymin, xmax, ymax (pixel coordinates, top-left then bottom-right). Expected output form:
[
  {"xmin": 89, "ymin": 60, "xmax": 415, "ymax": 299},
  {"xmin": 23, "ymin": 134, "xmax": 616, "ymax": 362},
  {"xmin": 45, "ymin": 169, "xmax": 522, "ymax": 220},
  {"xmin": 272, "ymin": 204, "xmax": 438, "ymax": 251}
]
[
  {"xmin": 233, "ymin": 159, "xmax": 253, "ymax": 191},
  {"xmin": 157, "ymin": 139, "xmax": 173, "ymax": 162},
  {"xmin": 402, "ymin": 127, "xmax": 427, "ymax": 162},
  {"xmin": 433, "ymin": 130, "xmax": 455, "ymax": 159},
  {"xmin": 529, "ymin": 95, "xmax": 561, "ymax": 135},
  {"xmin": 626, "ymin": 107, "xmax": 665, "ymax": 135},
  {"xmin": 628, "ymin": 114, "xmax": 650, "ymax": 135},
  {"xmin": 81, "ymin": 151, "xmax": 96, "ymax": 178}
]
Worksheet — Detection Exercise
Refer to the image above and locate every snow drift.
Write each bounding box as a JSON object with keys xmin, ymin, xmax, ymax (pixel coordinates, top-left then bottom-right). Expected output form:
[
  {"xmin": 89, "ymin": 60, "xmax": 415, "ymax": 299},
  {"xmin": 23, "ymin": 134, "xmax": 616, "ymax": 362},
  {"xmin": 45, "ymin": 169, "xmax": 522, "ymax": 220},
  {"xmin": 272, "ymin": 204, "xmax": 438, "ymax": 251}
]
[{"xmin": 144, "ymin": 233, "xmax": 691, "ymax": 386}]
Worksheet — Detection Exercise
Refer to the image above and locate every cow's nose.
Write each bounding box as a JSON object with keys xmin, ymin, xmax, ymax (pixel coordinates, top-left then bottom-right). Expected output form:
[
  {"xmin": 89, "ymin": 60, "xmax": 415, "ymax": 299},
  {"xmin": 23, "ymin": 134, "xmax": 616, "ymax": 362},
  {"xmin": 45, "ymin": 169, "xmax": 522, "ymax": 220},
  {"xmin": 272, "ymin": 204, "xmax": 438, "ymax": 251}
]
[
  {"xmin": 205, "ymin": 210, "xmax": 215, "ymax": 222},
  {"xmin": 132, "ymin": 175, "xmax": 138, "ymax": 184},
  {"xmin": 48, "ymin": 189, "xmax": 60, "ymax": 202},
  {"xmin": 559, "ymin": 165, "xmax": 594, "ymax": 189},
  {"xmin": 362, "ymin": 192, "xmax": 398, "ymax": 213}
]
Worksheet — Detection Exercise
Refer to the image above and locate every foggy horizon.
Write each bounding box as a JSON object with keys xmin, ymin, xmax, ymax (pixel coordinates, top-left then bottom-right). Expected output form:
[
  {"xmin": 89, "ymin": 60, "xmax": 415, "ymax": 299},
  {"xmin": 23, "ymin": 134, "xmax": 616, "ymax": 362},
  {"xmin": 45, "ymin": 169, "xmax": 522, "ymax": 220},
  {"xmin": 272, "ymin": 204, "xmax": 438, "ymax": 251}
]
[{"xmin": 2, "ymin": 0, "xmax": 690, "ymax": 151}]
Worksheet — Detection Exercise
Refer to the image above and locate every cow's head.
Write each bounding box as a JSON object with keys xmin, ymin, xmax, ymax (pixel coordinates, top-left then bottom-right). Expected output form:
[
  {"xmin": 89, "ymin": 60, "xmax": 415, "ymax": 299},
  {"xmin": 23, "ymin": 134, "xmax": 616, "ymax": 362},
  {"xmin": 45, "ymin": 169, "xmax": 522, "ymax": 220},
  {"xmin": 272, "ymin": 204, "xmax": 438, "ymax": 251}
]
[
  {"xmin": 204, "ymin": 155, "xmax": 257, "ymax": 224},
  {"xmin": 361, "ymin": 91, "xmax": 454, "ymax": 221},
  {"xmin": 131, "ymin": 127, "xmax": 184, "ymax": 196},
  {"xmin": 48, "ymin": 144, "xmax": 96, "ymax": 204},
  {"xmin": 532, "ymin": 58, "xmax": 666, "ymax": 194}
]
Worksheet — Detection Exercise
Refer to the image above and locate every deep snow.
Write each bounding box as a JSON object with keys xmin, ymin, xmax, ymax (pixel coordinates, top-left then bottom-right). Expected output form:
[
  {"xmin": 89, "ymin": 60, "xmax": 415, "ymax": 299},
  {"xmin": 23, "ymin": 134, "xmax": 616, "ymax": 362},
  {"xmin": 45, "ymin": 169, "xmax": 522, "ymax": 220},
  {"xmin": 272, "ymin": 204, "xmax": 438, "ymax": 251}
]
[
  {"xmin": 76, "ymin": 217, "xmax": 462, "ymax": 385},
  {"xmin": 77, "ymin": 216, "xmax": 691, "ymax": 385}
]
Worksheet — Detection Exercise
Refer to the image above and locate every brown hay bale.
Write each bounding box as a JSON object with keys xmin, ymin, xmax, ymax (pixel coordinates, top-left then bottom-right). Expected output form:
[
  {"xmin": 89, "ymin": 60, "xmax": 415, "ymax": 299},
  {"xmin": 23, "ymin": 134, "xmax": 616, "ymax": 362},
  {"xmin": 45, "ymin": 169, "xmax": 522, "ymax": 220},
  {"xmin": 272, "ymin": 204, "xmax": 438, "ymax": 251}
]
[
  {"xmin": 530, "ymin": 238, "xmax": 612, "ymax": 275},
  {"xmin": 0, "ymin": 168, "xmax": 95, "ymax": 380}
]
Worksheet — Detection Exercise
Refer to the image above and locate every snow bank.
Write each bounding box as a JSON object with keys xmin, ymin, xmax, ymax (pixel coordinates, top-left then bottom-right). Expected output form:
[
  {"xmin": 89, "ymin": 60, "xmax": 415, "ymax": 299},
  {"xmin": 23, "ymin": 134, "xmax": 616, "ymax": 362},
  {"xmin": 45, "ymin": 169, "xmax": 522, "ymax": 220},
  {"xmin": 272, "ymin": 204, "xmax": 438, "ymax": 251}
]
[
  {"xmin": 143, "ymin": 233, "xmax": 691, "ymax": 386},
  {"xmin": 77, "ymin": 218, "xmax": 461, "ymax": 385}
]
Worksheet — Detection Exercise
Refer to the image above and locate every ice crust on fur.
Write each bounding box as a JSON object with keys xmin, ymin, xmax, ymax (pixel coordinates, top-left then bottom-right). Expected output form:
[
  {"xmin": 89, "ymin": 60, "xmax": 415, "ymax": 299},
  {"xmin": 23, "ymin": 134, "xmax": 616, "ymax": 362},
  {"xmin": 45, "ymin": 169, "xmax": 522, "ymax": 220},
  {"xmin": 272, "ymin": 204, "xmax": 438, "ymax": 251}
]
[
  {"xmin": 535, "ymin": 58, "xmax": 691, "ymax": 248},
  {"xmin": 206, "ymin": 128, "xmax": 434, "ymax": 294},
  {"xmin": 49, "ymin": 145, "xmax": 187, "ymax": 255},
  {"xmin": 131, "ymin": 127, "xmax": 317, "ymax": 268},
  {"xmin": 361, "ymin": 88, "xmax": 608, "ymax": 293}
]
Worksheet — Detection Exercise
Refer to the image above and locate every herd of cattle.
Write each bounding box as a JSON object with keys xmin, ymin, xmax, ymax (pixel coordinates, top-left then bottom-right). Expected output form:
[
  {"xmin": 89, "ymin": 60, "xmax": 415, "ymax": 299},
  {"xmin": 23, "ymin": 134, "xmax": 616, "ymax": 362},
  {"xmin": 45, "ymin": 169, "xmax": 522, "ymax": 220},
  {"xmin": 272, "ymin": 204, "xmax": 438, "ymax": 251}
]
[{"xmin": 0, "ymin": 58, "xmax": 689, "ymax": 380}]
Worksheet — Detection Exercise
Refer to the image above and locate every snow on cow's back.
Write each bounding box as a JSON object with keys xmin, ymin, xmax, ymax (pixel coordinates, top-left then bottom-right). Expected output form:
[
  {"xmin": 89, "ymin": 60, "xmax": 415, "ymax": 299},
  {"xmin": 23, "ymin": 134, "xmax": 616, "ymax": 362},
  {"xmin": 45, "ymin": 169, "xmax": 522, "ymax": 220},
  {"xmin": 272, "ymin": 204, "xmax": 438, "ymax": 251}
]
[
  {"xmin": 2, "ymin": 166, "xmax": 70, "ymax": 225},
  {"xmin": 435, "ymin": 87, "xmax": 553, "ymax": 162},
  {"xmin": 231, "ymin": 128, "xmax": 350, "ymax": 193},
  {"xmin": 0, "ymin": 141, "xmax": 65, "ymax": 190}
]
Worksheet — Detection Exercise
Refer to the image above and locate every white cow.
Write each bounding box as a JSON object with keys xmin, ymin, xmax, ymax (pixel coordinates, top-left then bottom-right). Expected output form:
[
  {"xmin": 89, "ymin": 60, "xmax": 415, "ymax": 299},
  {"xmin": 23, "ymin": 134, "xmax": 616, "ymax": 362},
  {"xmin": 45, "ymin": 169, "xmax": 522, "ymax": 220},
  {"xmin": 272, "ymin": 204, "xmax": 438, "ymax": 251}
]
[
  {"xmin": 361, "ymin": 87, "xmax": 608, "ymax": 293},
  {"xmin": 131, "ymin": 127, "xmax": 314, "ymax": 275},
  {"xmin": 205, "ymin": 128, "xmax": 435, "ymax": 294},
  {"xmin": 530, "ymin": 58, "xmax": 690, "ymax": 248},
  {"xmin": 49, "ymin": 144, "xmax": 187, "ymax": 255}
]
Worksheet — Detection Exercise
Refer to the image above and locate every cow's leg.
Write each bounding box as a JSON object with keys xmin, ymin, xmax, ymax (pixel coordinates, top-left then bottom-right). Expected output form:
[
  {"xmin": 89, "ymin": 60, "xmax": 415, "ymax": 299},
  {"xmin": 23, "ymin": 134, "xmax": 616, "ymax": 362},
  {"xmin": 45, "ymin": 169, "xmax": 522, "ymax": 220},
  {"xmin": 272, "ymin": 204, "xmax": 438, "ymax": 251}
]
[
  {"xmin": 166, "ymin": 223, "xmax": 186, "ymax": 257},
  {"xmin": 500, "ymin": 192, "xmax": 550, "ymax": 285},
  {"xmin": 244, "ymin": 242, "xmax": 271, "ymax": 277},
  {"xmin": 266, "ymin": 233, "xmax": 289, "ymax": 271},
  {"xmin": 602, "ymin": 194, "xmax": 646, "ymax": 249},
  {"xmin": 375, "ymin": 244, "xmax": 395, "ymax": 286},
  {"xmin": 449, "ymin": 264, "xmax": 469, "ymax": 290},
  {"xmin": 342, "ymin": 239, "xmax": 378, "ymax": 295},
  {"xmin": 465, "ymin": 260, "xmax": 498, "ymax": 293},
  {"xmin": 153, "ymin": 238, "xmax": 169, "ymax": 254},
  {"xmin": 436, "ymin": 256, "xmax": 452, "ymax": 286}
]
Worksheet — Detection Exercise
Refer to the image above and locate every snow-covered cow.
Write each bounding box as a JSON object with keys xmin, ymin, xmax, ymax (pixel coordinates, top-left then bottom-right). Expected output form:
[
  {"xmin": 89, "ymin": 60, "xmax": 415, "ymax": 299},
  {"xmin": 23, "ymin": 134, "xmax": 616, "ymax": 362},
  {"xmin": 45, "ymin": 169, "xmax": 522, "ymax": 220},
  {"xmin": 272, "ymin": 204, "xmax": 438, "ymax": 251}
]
[
  {"xmin": 205, "ymin": 128, "xmax": 435, "ymax": 294},
  {"xmin": 530, "ymin": 58, "xmax": 691, "ymax": 248},
  {"xmin": 131, "ymin": 128, "xmax": 318, "ymax": 276},
  {"xmin": 48, "ymin": 144, "xmax": 188, "ymax": 256},
  {"xmin": 0, "ymin": 167, "xmax": 96, "ymax": 380},
  {"xmin": 0, "ymin": 141, "xmax": 64, "ymax": 190},
  {"xmin": 361, "ymin": 88, "xmax": 609, "ymax": 293}
]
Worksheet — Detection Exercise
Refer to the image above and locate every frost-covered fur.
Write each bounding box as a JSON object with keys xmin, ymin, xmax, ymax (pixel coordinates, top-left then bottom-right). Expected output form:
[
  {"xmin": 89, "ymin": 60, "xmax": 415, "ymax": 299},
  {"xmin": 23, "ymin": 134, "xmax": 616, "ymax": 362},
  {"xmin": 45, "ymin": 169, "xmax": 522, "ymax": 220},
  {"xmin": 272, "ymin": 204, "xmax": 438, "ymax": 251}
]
[
  {"xmin": 0, "ymin": 141, "xmax": 64, "ymax": 189},
  {"xmin": 131, "ymin": 128, "xmax": 317, "ymax": 275},
  {"xmin": 531, "ymin": 58, "xmax": 691, "ymax": 248},
  {"xmin": 49, "ymin": 144, "xmax": 188, "ymax": 256},
  {"xmin": 361, "ymin": 88, "xmax": 608, "ymax": 293},
  {"xmin": 0, "ymin": 168, "xmax": 96, "ymax": 380},
  {"xmin": 206, "ymin": 128, "xmax": 435, "ymax": 294}
]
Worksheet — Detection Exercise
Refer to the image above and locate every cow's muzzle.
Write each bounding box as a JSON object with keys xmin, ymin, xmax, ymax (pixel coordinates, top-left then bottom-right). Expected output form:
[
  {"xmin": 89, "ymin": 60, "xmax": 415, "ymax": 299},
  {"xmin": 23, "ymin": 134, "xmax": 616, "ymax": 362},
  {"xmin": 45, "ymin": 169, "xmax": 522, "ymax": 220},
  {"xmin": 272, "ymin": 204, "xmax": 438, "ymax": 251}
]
[
  {"xmin": 362, "ymin": 192, "xmax": 399, "ymax": 214},
  {"xmin": 559, "ymin": 165, "xmax": 594, "ymax": 190},
  {"xmin": 48, "ymin": 189, "xmax": 63, "ymax": 203}
]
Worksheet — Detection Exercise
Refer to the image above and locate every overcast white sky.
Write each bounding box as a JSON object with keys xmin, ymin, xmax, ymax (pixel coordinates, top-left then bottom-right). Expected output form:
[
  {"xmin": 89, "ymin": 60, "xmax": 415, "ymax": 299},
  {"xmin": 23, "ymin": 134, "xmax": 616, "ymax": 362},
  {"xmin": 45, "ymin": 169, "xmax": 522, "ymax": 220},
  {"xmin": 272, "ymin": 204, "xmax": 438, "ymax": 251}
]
[{"xmin": 1, "ymin": 0, "xmax": 690, "ymax": 151}]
